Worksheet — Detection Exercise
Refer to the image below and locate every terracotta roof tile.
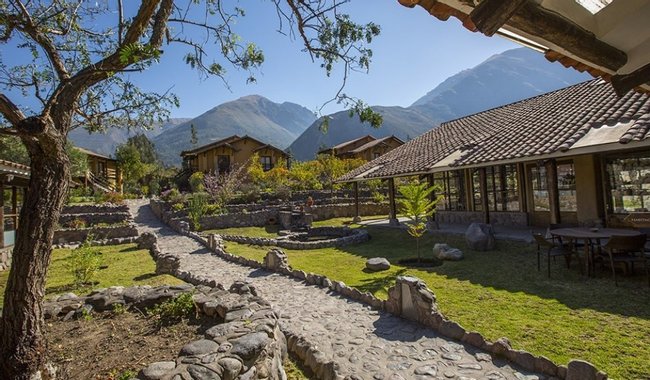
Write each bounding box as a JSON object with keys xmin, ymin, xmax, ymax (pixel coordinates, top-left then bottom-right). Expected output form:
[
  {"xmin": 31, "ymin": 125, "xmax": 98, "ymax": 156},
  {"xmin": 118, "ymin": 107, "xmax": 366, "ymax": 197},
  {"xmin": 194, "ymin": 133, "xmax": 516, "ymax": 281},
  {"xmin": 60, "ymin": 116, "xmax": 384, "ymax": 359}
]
[{"xmin": 339, "ymin": 80, "xmax": 650, "ymax": 182}]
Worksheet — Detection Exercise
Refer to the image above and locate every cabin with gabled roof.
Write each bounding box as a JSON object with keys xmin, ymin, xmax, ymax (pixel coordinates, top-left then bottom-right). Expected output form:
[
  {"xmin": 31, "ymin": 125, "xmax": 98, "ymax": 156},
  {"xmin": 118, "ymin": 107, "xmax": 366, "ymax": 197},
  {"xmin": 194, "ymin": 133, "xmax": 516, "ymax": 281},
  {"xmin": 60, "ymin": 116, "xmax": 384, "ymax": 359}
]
[{"xmin": 181, "ymin": 135, "xmax": 289, "ymax": 173}]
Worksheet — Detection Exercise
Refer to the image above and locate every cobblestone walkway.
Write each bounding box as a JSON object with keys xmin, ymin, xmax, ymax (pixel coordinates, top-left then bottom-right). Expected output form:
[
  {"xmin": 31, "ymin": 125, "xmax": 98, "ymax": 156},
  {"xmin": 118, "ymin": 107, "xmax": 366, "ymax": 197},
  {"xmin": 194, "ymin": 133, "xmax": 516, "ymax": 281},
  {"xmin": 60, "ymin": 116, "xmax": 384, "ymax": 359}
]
[{"xmin": 128, "ymin": 200, "xmax": 543, "ymax": 380}]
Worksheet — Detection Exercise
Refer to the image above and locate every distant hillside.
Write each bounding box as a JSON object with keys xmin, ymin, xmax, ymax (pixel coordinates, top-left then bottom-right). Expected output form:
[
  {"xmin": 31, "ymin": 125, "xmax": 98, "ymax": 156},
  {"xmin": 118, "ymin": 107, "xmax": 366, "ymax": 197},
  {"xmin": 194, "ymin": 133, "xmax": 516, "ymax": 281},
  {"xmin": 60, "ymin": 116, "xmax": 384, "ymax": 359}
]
[
  {"xmin": 69, "ymin": 118, "xmax": 189, "ymax": 157},
  {"xmin": 290, "ymin": 47, "xmax": 590, "ymax": 161},
  {"xmin": 410, "ymin": 48, "xmax": 590, "ymax": 121},
  {"xmin": 153, "ymin": 95, "xmax": 316, "ymax": 165},
  {"xmin": 288, "ymin": 107, "xmax": 434, "ymax": 161}
]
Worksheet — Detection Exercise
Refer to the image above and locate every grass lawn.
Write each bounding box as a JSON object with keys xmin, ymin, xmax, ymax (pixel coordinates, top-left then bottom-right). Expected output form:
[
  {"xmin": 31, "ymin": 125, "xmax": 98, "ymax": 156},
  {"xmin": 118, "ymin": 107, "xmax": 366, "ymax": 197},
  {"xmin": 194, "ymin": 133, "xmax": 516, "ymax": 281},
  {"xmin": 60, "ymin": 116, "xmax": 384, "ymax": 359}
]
[
  {"xmin": 212, "ymin": 217, "xmax": 650, "ymax": 380},
  {"xmin": 0, "ymin": 244, "xmax": 184, "ymax": 307}
]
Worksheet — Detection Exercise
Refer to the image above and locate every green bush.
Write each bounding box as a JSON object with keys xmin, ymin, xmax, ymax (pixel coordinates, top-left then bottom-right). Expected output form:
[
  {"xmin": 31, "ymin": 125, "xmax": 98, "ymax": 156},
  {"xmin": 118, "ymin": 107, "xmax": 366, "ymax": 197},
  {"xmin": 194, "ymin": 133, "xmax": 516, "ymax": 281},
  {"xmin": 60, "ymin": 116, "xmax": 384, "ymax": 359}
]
[
  {"xmin": 102, "ymin": 192, "xmax": 125, "ymax": 205},
  {"xmin": 189, "ymin": 171, "xmax": 205, "ymax": 193},
  {"xmin": 67, "ymin": 239, "xmax": 103, "ymax": 287},
  {"xmin": 187, "ymin": 192, "xmax": 209, "ymax": 230},
  {"xmin": 205, "ymin": 203, "xmax": 223, "ymax": 215},
  {"xmin": 171, "ymin": 202, "xmax": 184, "ymax": 212},
  {"xmin": 148, "ymin": 292, "xmax": 196, "ymax": 322}
]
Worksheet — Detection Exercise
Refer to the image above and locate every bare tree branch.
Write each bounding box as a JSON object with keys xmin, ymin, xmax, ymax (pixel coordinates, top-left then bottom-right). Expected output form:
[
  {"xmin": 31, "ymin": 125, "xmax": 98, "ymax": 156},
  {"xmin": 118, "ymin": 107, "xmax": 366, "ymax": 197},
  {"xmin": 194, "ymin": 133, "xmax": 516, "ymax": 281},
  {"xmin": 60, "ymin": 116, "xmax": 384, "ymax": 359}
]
[{"xmin": 0, "ymin": 94, "xmax": 27, "ymax": 126}]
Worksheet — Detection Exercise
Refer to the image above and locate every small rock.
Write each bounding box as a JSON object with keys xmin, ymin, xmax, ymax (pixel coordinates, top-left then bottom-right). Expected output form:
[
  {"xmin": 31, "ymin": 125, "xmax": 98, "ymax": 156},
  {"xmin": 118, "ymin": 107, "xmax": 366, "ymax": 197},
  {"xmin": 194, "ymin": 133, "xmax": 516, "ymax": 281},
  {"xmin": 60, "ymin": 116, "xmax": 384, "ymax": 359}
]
[
  {"xmin": 230, "ymin": 332, "xmax": 270, "ymax": 360},
  {"xmin": 366, "ymin": 257, "xmax": 390, "ymax": 272},
  {"xmin": 566, "ymin": 359, "xmax": 599, "ymax": 380},
  {"xmin": 432, "ymin": 243, "xmax": 464, "ymax": 261},
  {"xmin": 180, "ymin": 339, "xmax": 219, "ymax": 356},
  {"xmin": 218, "ymin": 357, "xmax": 243, "ymax": 380},
  {"xmin": 140, "ymin": 361, "xmax": 176, "ymax": 380},
  {"xmin": 414, "ymin": 364, "xmax": 437, "ymax": 376},
  {"xmin": 465, "ymin": 223, "xmax": 496, "ymax": 251}
]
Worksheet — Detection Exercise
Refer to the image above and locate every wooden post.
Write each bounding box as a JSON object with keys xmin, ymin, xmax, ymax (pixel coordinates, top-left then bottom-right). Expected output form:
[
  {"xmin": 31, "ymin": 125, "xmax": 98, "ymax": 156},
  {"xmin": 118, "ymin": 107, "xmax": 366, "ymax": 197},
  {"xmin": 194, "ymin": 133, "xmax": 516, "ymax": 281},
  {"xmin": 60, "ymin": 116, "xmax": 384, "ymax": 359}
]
[
  {"xmin": 11, "ymin": 186, "xmax": 17, "ymax": 230},
  {"xmin": 426, "ymin": 173, "xmax": 438, "ymax": 229},
  {"xmin": 0, "ymin": 181, "xmax": 4, "ymax": 248},
  {"xmin": 388, "ymin": 177, "xmax": 399, "ymax": 226},
  {"xmin": 545, "ymin": 159, "xmax": 561, "ymax": 224},
  {"xmin": 479, "ymin": 167, "xmax": 490, "ymax": 224},
  {"xmin": 353, "ymin": 182, "xmax": 361, "ymax": 223}
]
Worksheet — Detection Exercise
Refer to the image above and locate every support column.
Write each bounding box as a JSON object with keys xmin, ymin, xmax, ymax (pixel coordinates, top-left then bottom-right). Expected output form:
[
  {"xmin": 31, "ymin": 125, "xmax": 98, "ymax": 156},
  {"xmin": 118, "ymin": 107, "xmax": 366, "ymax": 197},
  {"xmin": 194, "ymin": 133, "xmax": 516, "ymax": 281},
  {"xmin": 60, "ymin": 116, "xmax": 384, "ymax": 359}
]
[
  {"xmin": 426, "ymin": 174, "xmax": 438, "ymax": 229},
  {"xmin": 11, "ymin": 186, "xmax": 17, "ymax": 229},
  {"xmin": 545, "ymin": 159, "xmax": 561, "ymax": 224},
  {"xmin": 479, "ymin": 167, "xmax": 490, "ymax": 224},
  {"xmin": 388, "ymin": 178, "xmax": 399, "ymax": 226},
  {"xmin": 0, "ymin": 181, "xmax": 4, "ymax": 248},
  {"xmin": 353, "ymin": 182, "xmax": 361, "ymax": 223}
]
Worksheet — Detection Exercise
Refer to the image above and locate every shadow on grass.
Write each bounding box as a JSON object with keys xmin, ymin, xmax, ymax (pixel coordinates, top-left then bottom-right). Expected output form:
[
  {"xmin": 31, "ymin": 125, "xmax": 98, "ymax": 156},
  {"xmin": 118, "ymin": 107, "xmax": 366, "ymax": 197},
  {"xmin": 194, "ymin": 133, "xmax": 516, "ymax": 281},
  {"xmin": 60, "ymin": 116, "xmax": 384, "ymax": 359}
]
[
  {"xmin": 133, "ymin": 273, "xmax": 158, "ymax": 281},
  {"xmin": 357, "ymin": 269, "xmax": 407, "ymax": 294},
  {"xmin": 119, "ymin": 246, "xmax": 141, "ymax": 253},
  {"xmin": 264, "ymin": 225, "xmax": 280, "ymax": 235},
  {"xmin": 336, "ymin": 226, "xmax": 650, "ymax": 320}
]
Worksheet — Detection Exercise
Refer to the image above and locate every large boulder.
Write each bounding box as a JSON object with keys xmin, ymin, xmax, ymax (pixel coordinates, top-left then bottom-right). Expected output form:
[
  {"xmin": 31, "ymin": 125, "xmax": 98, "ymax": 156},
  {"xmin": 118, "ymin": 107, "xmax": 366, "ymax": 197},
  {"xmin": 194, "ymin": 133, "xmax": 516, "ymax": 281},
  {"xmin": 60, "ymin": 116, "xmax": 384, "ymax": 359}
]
[
  {"xmin": 432, "ymin": 243, "xmax": 463, "ymax": 261},
  {"xmin": 366, "ymin": 257, "xmax": 390, "ymax": 272},
  {"xmin": 465, "ymin": 223, "xmax": 496, "ymax": 251}
]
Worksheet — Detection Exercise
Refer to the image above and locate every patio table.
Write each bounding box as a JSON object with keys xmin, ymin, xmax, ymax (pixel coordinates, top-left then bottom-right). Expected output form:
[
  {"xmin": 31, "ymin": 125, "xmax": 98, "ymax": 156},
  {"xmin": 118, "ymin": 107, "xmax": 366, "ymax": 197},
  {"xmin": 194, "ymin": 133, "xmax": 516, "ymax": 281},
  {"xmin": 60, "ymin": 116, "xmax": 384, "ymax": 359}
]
[{"xmin": 550, "ymin": 227, "xmax": 642, "ymax": 276}]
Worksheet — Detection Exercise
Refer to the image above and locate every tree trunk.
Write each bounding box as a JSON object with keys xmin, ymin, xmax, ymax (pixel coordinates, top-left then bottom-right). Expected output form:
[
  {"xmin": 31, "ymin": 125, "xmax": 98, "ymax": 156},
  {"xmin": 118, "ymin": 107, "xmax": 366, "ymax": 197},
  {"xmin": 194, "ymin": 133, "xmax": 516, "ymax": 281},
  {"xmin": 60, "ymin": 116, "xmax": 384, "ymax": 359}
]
[{"xmin": 0, "ymin": 127, "xmax": 70, "ymax": 379}]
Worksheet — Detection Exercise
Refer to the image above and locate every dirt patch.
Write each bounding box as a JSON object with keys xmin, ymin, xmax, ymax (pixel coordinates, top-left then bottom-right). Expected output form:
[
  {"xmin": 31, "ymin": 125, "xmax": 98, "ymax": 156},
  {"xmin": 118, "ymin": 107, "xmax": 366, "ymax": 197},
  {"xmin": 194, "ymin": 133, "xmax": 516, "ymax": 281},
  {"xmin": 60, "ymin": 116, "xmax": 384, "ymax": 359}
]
[
  {"xmin": 45, "ymin": 311, "xmax": 311, "ymax": 379},
  {"xmin": 45, "ymin": 311, "xmax": 212, "ymax": 380}
]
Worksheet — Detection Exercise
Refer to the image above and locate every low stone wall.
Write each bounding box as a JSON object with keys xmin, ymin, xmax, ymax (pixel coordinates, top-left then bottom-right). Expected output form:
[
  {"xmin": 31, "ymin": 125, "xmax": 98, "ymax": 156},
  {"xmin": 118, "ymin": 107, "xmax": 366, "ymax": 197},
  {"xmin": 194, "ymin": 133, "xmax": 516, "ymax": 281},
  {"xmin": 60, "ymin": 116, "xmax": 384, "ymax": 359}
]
[
  {"xmin": 220, "ymin": 227, "xmax": 370, "ymax": 250},
  {"xmin": 435, "ymin": 210, "xmax": 528, "ymax": 226},
  {"xmin": 53, "ymin": 224, "xmax": 139, "ymax": 245},
  {"xmin": 42, "ymin": 283, "xmax": 287, "ymax": 380},
  {"xmin": 308, "ymin": 202, "xmax": 390, "ymax": 220},
  {"xmin": 59, "ymin": 212, "xmax": 131, "ymax": 227},
  {"xmin": 150, "ymin": 199, "xmax": 389, "ymax": 232},
  {"xmin": 63, "ymin": 203, "xmax": 129, "ymax": 214}
]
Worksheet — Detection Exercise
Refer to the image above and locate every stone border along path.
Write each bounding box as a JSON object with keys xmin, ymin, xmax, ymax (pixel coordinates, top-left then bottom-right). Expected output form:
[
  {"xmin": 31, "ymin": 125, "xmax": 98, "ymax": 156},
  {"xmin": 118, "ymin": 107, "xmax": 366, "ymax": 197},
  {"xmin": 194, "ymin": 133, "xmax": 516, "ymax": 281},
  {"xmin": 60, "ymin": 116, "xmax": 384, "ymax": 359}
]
[{"xmin": 128, "ymin": 200, "xmax": 545, "ymax": 380}]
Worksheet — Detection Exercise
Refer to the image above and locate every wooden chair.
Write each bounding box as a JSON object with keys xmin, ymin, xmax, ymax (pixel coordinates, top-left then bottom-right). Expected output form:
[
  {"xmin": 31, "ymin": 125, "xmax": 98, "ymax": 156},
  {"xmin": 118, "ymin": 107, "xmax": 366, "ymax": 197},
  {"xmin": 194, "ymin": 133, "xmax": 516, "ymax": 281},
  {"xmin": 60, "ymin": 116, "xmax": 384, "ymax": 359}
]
[
  {"xmin": 600, "ymin": 234, "xmax": 649, "ymax": 287},
  {"xmin": 533, "ymin": 233, "xmax": 581, "ymax": 278}
]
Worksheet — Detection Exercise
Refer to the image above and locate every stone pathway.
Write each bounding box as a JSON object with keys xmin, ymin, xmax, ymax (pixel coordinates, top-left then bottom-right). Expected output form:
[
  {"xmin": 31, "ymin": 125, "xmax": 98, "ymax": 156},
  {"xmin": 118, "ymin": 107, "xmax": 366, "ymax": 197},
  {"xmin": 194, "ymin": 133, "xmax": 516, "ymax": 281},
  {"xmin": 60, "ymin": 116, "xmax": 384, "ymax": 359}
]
[{"xmin": 128, "ymin": 200, "xmax": 544, "ymax": 380}]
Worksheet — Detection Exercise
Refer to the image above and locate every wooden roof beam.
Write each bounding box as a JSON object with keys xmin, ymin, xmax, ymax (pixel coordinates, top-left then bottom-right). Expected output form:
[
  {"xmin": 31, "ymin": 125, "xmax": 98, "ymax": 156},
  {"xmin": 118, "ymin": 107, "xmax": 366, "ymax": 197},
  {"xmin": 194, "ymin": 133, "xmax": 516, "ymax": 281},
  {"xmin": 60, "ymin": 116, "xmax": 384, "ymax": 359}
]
[
  {"xmin": 470, "ymin": 0, "xmax": 528, "ymax": 37},
  {"xmin": 400, "ymin": 0, "xmax": 628, "ymax": 73},
  {"xmin": 505, "ymin": 1, "xmax": 627, "ymax": 72},
  {"xmin": 611, "ymin": 63, "xmax": 650, "ymax": 96}
]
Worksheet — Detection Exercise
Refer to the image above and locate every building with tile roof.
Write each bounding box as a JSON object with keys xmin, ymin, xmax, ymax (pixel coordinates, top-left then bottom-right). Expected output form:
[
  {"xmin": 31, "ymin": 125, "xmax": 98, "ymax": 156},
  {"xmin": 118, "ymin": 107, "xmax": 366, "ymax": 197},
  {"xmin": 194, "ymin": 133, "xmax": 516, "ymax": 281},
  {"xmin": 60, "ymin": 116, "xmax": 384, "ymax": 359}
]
[
  {"xmin": 181, "ymin": 135, "xmax": 289, "ymax": 173},
  {"xmin": 338, "ymin": 79, "xmax": 650, "ymax": 227},
  {"xmin": 318, "ymin": 135, "xmax": 404, "ymax": 161}
]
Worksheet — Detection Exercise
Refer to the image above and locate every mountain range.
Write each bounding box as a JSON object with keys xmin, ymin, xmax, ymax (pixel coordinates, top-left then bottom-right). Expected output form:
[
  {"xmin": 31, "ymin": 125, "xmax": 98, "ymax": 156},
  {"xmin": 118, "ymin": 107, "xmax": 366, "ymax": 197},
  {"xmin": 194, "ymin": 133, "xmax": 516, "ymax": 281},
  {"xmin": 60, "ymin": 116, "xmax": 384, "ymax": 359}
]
[
  {"xmin": 151, "ymin": 95, "xmax": 316, "ymax": 165},
  {"xmin": 288, "ymin": 48, "xmax": 590, "ymax": 160},
  {"xmin": 69, "ymin": 47, "xmax": 591, "ymax": 164},
  {"xmin": 68, "ymin": 118, "xmax": 190, "ymax": 157}
]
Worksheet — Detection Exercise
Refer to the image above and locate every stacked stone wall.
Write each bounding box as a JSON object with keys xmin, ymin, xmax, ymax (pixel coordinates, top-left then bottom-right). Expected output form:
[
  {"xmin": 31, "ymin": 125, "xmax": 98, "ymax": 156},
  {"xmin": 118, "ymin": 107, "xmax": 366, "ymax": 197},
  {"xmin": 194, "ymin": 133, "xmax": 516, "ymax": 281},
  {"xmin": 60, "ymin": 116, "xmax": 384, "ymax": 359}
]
[{"xmin": 43, "ymin": 283, "xmax": 287, "ymax": 380}]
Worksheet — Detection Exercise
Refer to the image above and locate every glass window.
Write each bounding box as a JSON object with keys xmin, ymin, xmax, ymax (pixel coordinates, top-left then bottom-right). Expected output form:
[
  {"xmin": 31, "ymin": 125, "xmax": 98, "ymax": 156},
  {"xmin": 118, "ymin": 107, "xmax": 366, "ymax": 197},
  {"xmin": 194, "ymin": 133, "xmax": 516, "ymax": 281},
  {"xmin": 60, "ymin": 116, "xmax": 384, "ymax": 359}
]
[
  {"xmin": 433, "ymin": 170, "xmax": 466, "ymax": 211},
  {"xmin": 530, "ymin": 162, "xmax": 576, "ymax": 212},
  {"xmin": 260, "ymin": 156, "xmax": 273, "ymax": 171},
  {"xmin": 607, "ymin": 156, "xmax": 650, "ymax": 213},
  {"xmin": 558, "ymin": 163, "xmax": 577, "ymax": 212},
  {"xmin": 472, "ymin": 165, "xmax": 520, "ymax": 212}
]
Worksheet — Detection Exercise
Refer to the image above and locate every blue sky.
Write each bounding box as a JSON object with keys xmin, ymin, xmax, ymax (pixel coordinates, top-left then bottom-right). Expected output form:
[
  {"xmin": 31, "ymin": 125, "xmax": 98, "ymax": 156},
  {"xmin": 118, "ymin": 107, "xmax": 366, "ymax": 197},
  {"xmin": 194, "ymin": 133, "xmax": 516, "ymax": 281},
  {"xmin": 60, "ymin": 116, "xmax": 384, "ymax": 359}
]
[
  {"xmin": 134, "ymin": 0, "xmax": 519, "ymax": 118},
  {"xmin": 2, "ymin": 0, "xmax": 519, "ymax": 120}
]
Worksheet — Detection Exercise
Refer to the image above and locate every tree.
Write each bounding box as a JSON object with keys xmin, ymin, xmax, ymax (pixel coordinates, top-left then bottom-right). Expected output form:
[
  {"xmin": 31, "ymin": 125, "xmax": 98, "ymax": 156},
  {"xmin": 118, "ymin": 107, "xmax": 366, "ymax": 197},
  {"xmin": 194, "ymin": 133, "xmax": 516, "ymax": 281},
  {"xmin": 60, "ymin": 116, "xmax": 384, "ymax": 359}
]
[
  {"xmin": 0, "ymin": 2, "xmax": 380, "ymax": 378},
  {"xmin": 0, "ymin": 135, "xmax": 29, "ymax": 164},
  {"xmin": 398, "ymin": 181, "xmax": 441, "ymax": 263},
  {"xmin": 65, "ymin": 142, "xmax": 89, "ymax": 178},
  {"xmin": 115, "ymin": 134, "xmax": 161, "ymax": 194}
]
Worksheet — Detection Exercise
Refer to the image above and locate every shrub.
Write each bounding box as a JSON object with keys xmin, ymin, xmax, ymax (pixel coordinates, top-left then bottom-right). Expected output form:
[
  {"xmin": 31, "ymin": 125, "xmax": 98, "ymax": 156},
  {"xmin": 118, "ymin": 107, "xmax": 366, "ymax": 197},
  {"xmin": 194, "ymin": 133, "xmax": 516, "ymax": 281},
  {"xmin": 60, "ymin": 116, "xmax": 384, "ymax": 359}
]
[
  {"xmin": 171, "ymin": 202, "xmax": 184, "ymax": 212},
  {"xmin": 398, "ymin": 181, "xmax": 442, "ymax": 262},
  {"xmin": 187, "ymin": 192, "xmax": 209, "ymax": 230},
  {"xmin": 205, "ymin": 203, "xmax": 223, "ymax": 215},
  {"xmin": 148, "ymin": 292, "xmax": 196, "ymax": 322},
  {"xmin": 189, "ymin": 171, "xmax": 205, "ymax": 193},
  {"xmin": 371, "ymin": 191, "xmax": 386, "ymax": 203},
  {"xmin": 65, "ymin": 218, "xmax": 87, "ymax": 229},
  {"xmin": 67, "ymin": 238, "xmax": 103, "ymax": 287},
  {"xmin": 102, "ymin": 192, "xmax": 125, "ymax": 205}
]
